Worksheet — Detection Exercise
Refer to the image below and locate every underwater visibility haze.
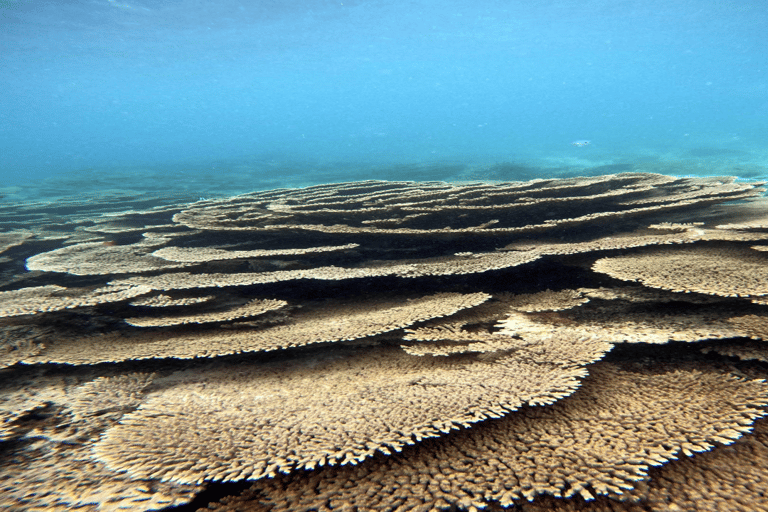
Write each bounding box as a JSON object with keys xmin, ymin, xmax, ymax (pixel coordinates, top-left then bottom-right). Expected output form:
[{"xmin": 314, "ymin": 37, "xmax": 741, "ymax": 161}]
[{"xmin": 1, "ymin": 0, "xmax": 768, "ymax": 196}]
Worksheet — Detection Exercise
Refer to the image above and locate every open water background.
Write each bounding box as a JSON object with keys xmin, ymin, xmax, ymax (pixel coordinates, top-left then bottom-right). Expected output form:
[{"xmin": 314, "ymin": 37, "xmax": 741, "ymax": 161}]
[{"xmin": 1, "ymin": 0, "xmax": 767, "ymax": 202}]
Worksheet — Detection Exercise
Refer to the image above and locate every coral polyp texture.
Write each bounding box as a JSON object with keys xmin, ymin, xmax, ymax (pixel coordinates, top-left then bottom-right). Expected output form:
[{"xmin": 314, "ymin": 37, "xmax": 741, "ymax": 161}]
[{"xmin": 2, "ymin": 173, "xmax": 768, "ymax": 511}]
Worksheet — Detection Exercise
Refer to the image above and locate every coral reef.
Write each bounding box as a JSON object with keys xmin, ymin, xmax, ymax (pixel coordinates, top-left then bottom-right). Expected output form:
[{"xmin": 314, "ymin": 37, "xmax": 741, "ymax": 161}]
[{"xmin": 2, "ymin": 173, "xmax": 768, "ymax": 511}]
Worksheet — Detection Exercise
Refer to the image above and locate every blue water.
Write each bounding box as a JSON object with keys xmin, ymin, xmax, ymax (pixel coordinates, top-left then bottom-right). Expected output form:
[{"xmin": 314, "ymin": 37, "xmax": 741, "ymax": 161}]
[{"xmin": 2, "ymin": 0, "xmax": 767, "ymax": 199}]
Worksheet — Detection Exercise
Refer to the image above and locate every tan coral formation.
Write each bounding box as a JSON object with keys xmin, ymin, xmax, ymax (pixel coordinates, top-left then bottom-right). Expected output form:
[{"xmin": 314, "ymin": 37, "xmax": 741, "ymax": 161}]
[
  {"xmin": 626, "ymin": 417, "xmax": 768, "ymax": 512},
  {"xmin": 521, "ymin": 417, "xmax": 768, "ymax": 512},
  {"xmin": 109, "ymin": 249, "xmax": 543, "ymax": 291},
  {"xmin": 0, "ymin": 230, "xmax": 33, "ymax": 254},
  {"xmin": 0, "ymin": 322, "xmax": 50, "ymax": 368},
  {"xmin": 578, "ymin": 285, "xmax": 725, "ymax": 304},
  {"xmin": 65, "ymin": 373, "xmax": 156, "ymax": 423},
  {"xmin": 592, "ymin": 244, "xmax": 768, "ymax": 298},
  {"xmin": 400, "ymin": 291, "xmax": 595, "ymax": 357},
  {"xmin": 0, "ymin": 368, "xmax": 200, "ymax": 511},
  {"xmin": 497, "ymin": 289, "xmax": 748, "ymax": 344},
  {"xmin": 152, "ymin": 243, "xmax": 360, "ymax": 262},
  {"xmin": 0, "ymin": 283, "xmax": 151, "ymax": 318},
  {"xmin": 507, "ymin": 289, "xmax": 590, "ymax": 312},
  {"xmin": 0, "ymin": 439, "xmax": 200, "ymax": 512},
  {"xmin": 129, "ymin": 293, "xmax": 217, "ymax": 307},
  {"xmin": 401, "ymin": 293, "xmax": 541, "ymax": 356},
  {"xmin": 20, "ymin": 292, "xmax": 489, "ymax": 364},
  {"xmin": 401, "ymin": 325, "xmax": 530, "ymax": 357},
  {"xmin": 94, "ymin": 338, "xmax": 609, "ymax": 485},
  {"xmin": 715, "ymin": 197, "xmax": 768, "ymax": 230},
  {"xmin": 171, "ymin": 174, "xmax": 761, "ymax": 236},
  {"xmin": 124, "ymin": 298, "xmax": 288, "ymax": 327},
  {"xmin": 211, "ymin": 362, "xmax": 768, "ymax": 512},
  {"xmin": 505, "ymin": 222, "xmax": 768, "ymax": 256},
  {"xmin": 727, "ymin": 314, "xmax": 768, "ymax": 340},
  {"xmin": 0, "ymin": 370, "xmax": 69, "ymax": 441},
  {"xmin": 701, "ymin": 340, "xmax": 768, "ymax": 363},
  {"xmin": 25, "ymin": 240, "xmax": 196, "ymax": 276}
]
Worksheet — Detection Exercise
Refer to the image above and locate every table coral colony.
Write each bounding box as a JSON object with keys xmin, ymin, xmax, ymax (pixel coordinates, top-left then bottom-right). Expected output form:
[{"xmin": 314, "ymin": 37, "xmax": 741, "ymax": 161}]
[{"xmin": 2, "ymin": 172, "xmax": 768, "ymax": 511}]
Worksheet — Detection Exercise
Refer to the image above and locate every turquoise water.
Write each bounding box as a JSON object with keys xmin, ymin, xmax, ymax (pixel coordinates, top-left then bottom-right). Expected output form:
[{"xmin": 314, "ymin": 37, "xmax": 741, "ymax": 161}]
[{"xmin": 1, "ymin": 0, "xmax": 767, "ymax": 200}]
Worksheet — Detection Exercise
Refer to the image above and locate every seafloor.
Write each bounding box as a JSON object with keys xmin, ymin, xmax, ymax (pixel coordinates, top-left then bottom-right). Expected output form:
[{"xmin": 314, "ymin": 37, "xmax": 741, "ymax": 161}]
[{"xmin": 2, "ymin": 160, "xmax": 768, "ymax": 512}]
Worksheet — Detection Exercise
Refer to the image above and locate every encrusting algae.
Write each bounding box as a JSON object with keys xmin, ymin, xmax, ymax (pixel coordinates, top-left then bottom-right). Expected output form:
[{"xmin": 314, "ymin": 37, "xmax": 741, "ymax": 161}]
[{"xmin": 2, "ymin": 172, "xmax": 768, "ymax": 511}]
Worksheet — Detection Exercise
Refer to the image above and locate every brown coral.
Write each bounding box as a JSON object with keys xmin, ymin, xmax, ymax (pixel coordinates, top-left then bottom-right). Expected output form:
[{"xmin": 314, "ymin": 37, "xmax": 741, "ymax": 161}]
[
  {"xmin": 129, "ymin": 293, "xmax": 216, "ymax": 307},
  {"xmin": 0, "ymin": 439, "xmax": 200, "ymax": 512},
  {"xmin": 507, "ymin": 289, "xmax": 590, "ymax": 312},
  {"xmin": 93, "ymin": 339, "xmax": 608, "ymax": 484},
  {"xmin": 109, "ymin": 250, "xmax": 543, "ymax": 291},
  {"xmin": 124, "ymin": 298, "xmax": 288, "ymax": 327},
  {"xmin": 151, "ymin": 243, "xmax": 360, "ymax": 262},
  {"xmin": 0, "ymin": 283, "xmax": 151, "ymax": 318},
  {"xmin": 522, "ymin": 417, "xmax": 768, "ymax": 512},
  {"xmin": 25, "ymin": 240, "xmax": 195, "ymax": 276},
  {"xmin": 497, "ymin": 290, "xmax": 747, "ymax": 344},
  {"xmin": 627, "ymin": 417, "xmax": 768, "ymax": 512},
  {"xmin": 0, "ymin": 368, "xmax": 200, "ymax": 511},
  {"xmin": 171, "ymin": 174, "xmax": 761, "ymax": 236},
  {"xmin": 0, "ymin": 230, "xmax": 33, "ymax": 254},
  {"xmin": 592, "ymin": 244, "xmax": 768, "ymax": 298},
  {"xmin": 701, "ymin": 340, "xmax": 768, "ymax": 363},
  {"xmin": 727, "ymin": 314, "xmax": 768, "ymax": 339},
  {"xmin": 211, "ymin": 361, "xmax": 768, "ymax": 511},
  {"xmin": 20, "ymin": 292, "xmax": 489, "ymax": 364}
]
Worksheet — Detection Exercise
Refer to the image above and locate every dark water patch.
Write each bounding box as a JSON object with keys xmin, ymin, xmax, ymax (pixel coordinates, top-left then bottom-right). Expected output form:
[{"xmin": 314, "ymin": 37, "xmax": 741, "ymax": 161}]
[
  {"xmin": 472, "ymin": 162, "xmax": 551, "ymax": 181},
  {"xmin": 462, "ymin": 161, "xmax": 573, "ymax": 182},
  {"xmin": 603, "ymin": 340, "xmax": 714, "ymax": 365},
  {"xmin": 579, "ymin": 163, "xmax": 636, "ymax": 176},
  {"xmin": 685, "ymin": 147, "xmax": 750, "ymax": 158},
  {"xmin": 728, "ymin": 165, "xmax": 768, "ymax": 179},
  {"xmin": 158, "ymin": 480, "xmax": 251, "ymax": 512}
]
